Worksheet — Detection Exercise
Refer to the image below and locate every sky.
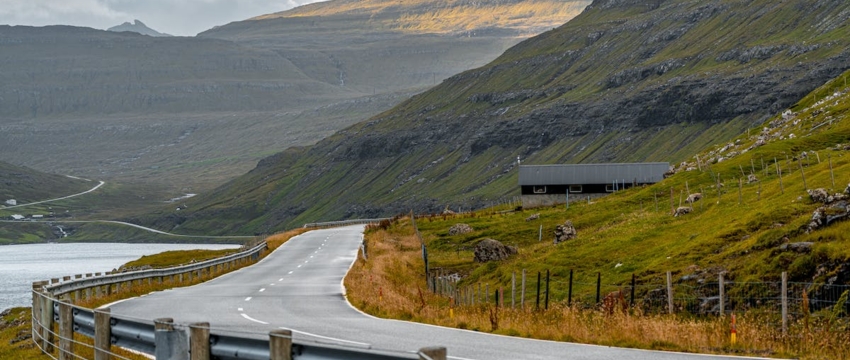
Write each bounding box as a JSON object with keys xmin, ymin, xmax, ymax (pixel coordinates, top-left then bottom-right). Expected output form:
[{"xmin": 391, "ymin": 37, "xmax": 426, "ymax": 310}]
[{"xmin": 0, "ymin": 0, "xmax": 325, "ymax": 36}]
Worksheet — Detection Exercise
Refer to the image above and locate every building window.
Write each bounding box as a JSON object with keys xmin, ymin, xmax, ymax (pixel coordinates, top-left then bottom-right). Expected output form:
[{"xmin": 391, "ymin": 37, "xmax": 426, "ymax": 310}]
[
  {"xmin": 533, "ymin": 186, "xmax": 547, "ymax": 194},
  {"xmin": 569, "ymin": 185, "xmax": 583, "ymax": 193},
  {"xmin": 606, "ymin": 184, "xmax": 615, "ymax": 193}
]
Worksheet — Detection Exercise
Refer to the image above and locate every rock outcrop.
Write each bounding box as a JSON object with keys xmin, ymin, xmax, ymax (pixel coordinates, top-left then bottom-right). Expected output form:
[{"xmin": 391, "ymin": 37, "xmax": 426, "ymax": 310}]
[
  {"xmin": 525, "ymin": 213, "xmax": 540, "ymax": 221},
  {"xmin": 448, "ymin": 223, "xmax": 473, "ymax": 236},
  {"xmin": 473, "ymin": 239, "xmax": 517, "ymax": 262},
  {"xmin": 554, "ymin": 220, "xmax": 577, "ymax": 244}
]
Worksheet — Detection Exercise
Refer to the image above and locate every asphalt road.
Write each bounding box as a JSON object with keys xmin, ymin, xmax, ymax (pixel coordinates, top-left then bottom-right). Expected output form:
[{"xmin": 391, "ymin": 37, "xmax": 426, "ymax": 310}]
[{"xmin": 110, "ymin": 226, "xmax": 763, "ymax": 360}]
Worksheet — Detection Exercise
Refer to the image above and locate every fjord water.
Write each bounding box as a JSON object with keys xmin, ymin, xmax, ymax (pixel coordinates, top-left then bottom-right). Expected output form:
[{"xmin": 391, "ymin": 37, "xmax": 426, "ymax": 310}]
[{"xmin": 0, "ymin": 243, "xmax": 239, "ymax": 311}]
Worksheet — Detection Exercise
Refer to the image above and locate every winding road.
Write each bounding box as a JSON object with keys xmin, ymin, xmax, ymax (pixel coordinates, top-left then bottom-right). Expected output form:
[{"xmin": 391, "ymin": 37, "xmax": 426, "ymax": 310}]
[
  {"xmin": 2, "ymin": 179, "xmax": 105, "ymax": 210},
  {"xmin": 110, "ymin": 226, "xmax": 764, "ymax": 360}
]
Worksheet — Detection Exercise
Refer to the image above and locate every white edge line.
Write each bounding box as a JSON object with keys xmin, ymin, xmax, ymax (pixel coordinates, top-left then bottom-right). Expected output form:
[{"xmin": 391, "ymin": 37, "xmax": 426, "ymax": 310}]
[
  {"xmin": 241, "ymin": 313, "xmax": 269, "ymax": 325},
  {"xmin": 286, "ymin": 328, "xmax": 371, "ymax": 347},
  {"xmin": 338, "ymin": 227, "xmax": 774, "ymax": 360}
]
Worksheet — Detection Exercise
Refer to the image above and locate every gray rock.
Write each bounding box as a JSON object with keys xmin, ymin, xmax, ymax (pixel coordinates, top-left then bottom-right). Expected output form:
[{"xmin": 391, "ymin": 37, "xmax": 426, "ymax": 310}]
[
  {"xmin": 686, "ymin": 193, "xmax": 702, "ymax": 203},
  {"xmin": 473, "ymin": 238, "xmax": 517, "ymax": 262},
  {"xmin": 525, "ymin": 213, "xmax": 540, "ymax": 222},
  {"xmin": 808, "ymin": 188, "xmax": 830, "ymax": 203},
  {"xmin": 448, "ymin": 223, "xmax": 473, "ymax": 236},
  {"xmin": 778, "ymin": 242, "xmax": 814, "ymax": 253},
  {"xmin": 554, "ymin": 220, "xmax": 577, "ymax": 244},
  {"xmin": 747, "ymin": 174, "xmax": 759, "ymax": 183},
  {"xmin": 674, "ymin": 206, "xmax": 693, "ymax": 217}
]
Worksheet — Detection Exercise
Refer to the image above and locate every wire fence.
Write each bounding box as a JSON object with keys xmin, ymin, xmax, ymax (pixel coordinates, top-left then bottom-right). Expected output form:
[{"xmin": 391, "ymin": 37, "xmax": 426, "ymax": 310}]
[{"xmin": 426, "ymin": 269, "xmax": 850, "ymax": 327}]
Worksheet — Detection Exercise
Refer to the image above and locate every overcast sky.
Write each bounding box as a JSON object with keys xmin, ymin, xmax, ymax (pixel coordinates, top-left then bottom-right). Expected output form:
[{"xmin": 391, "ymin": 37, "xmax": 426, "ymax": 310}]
[{"xmin": 0, "ymin": 0, "xmax": 325, "ymax": 36}]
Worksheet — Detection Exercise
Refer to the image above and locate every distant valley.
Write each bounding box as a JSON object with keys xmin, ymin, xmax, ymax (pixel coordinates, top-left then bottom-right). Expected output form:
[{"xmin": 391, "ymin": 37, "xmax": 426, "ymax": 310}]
[{"xmin": 0, "ymin": 0, "xmax": 590, "ymax": 192}]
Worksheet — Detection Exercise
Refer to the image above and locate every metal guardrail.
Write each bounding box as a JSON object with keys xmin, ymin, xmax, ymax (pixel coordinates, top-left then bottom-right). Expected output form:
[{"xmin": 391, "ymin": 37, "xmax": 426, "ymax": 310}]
[
  {"xmin": 44, "ymin": 242, "xmax": 267, "ymax": 297},
  {"xmin": 34, "ymin": 291, "xmax": 439, "ymax": 360},
  {"xmin": 303, "ymin": 218, "xmax": 391, "ymax": 229}
]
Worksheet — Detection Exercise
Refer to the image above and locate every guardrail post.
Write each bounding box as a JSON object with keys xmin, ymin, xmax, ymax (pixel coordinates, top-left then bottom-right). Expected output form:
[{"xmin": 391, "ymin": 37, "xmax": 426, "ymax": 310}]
[
  {"xmin": 59, "ymin": 301, "xmax": 74, "ymax": 360},
  {"xmin": 40, "ymin": 290, "xmax": 55, "ymax": 352},
  {"xmin": 94, "ymin": 308, "xmax": 111, "ymax": 360},
  {"xmin": 155, "ymin": 318, "xmax": 188, "ymax": 360},
  {"xmin": 419, "ymin": 346, "xmax": 446, "ymax": 360},
  {"xmin": 269, "ymin": 329, "xmax": 292, "ymax": 360},
  {"xmin": 31, "ymin": 283, "xmax": 44, "ymax": 346},
  {"xmin": 189, "ymin": 322, "xmax": 210, "ymax": 360}
]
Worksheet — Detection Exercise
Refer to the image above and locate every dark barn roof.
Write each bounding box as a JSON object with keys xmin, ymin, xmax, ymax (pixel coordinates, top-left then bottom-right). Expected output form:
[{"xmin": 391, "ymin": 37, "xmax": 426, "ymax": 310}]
[{"xmin": 519, "ymin": 163, "xmax": 670, "ymax": 186}]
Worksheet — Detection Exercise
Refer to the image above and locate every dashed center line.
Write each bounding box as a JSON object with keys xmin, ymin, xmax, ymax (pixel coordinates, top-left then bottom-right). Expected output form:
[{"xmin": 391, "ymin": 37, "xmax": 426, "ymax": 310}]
[
  {"xmin": 245, "ymin": 297, "xmax": 252, "ymax": 301},
  {"xmin": 259, "ymin": 288, "xmax": 266, "ymax": 292},
  {"xmin": 280, "ymin": 278, "xmax": 285, "ymax": 281},
  {"xmin": 297, "ymin": 265, "xmax": 302, "ymax": 268},
  {"xmin": 288, "ymin": 271, "xmax": 293, "ymax": 274},
  {"xmin": 238, "ymin": 307, "xmax": 243, "ymax": 311}
]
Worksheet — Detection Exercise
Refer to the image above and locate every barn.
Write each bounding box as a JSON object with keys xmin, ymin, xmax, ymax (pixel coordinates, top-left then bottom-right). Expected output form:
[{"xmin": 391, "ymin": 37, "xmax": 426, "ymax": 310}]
[{"xmin": 519, "ymin": 163, "xmax": 670, "ymax": 208}]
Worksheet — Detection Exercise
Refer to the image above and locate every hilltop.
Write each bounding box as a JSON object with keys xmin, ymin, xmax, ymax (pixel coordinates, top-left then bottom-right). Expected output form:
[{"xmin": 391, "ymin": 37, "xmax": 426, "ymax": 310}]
[
  {"xmin": 107, "ymin": 20, "xmax": 172, "ymax": 37},
  {"xmin": 151, "ymin": 0, "xmax": 850, "ymax": 235}
]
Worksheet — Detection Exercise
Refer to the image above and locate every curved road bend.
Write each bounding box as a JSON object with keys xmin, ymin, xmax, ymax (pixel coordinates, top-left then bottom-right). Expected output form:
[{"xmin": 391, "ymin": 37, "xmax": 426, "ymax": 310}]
[{"xmin": 111, "ymin": 226, "xmax": 764, "ymax": 360}]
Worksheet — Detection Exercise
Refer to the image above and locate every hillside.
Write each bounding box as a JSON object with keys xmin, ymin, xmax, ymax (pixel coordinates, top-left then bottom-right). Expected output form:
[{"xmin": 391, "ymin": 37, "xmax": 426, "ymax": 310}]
[
  {"xmin": 2, "ymin": 0, "xmax": 588, "ymax": 190},
  {"xmin": 0, "ymin": 162, "xmax": 92, "ymax": 206},
  {"xmin": 152, "ymin": 0, "xmax": 850, "ymax": 235}
]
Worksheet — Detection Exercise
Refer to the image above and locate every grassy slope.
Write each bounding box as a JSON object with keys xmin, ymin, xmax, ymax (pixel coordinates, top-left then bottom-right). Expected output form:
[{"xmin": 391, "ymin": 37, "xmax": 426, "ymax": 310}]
[
  {"xmin": 0, "ymin": 162, "xmax": 92, "ymax": 205},
  {"xmin": 415, "ymin": 69, "xmax": 850, "ymax": 295}
]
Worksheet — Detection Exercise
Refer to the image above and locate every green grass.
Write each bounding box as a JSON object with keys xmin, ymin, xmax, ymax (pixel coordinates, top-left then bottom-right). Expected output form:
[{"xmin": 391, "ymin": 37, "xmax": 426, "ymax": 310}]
[
  {"xmin": 413, "ymin": 70, "xmax": 850, "ymax": 301},
  {"xmin": 120, "ymin": 249, "xmax": 240, "ymax": 270}
]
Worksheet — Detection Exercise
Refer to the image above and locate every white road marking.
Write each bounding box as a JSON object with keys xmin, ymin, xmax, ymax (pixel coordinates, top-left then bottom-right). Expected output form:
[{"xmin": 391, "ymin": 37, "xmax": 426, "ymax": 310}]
[
  {"xmin": 241, "ymin": 313, "xmax": 269, "ymax": 325},
  {"xmin": 288, "ymin": 271, "xmax": 293, "ymax": 274},
  {"xmin": 245, "ymin": 297, "xmax": 252, "ymax": 301},
  {"xmin": 297, "ymin": 265, "xmax": 302, "ymax": 268},
  {"xmin": 238, "ymin": 308, "xmax": 243, "ymax": 311},
  {"xmin": 310, "ymin": 255, "xmax": 314, "ymax": 258},
  {"xmin": 259, "ymin": 288, "xmax": 266, "ymax": 292},
  {"xmin": 280, "ymin": 278, "xmax": 285, "ymax": 281},
  {"xmin": 270, "ymin": 283, "xmax": 275, "ymax": 286},
  {"xmin": 288, "ymin": 328, "xmax": 371, "ymax": 347}
]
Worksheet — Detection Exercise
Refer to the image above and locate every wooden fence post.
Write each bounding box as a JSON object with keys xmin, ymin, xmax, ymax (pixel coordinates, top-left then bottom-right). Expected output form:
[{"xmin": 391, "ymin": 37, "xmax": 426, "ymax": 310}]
[
  {"xmin": 666, "ymin": 271, "xmax": 674, "ymax": 314},
  {"xmin": 511, "ymin": 271, "xmax": 516, "ymax": 309},
  {"xmin": 719, "ymin": 273, "xmax": 725, "ymax": 316},
  {"xmin": 521, "ymin": 269, "xmax": 526, "ymax": 309},
  {"xmin": 781, "ymin": 272, "xmax": 788, "ymax": 334}
]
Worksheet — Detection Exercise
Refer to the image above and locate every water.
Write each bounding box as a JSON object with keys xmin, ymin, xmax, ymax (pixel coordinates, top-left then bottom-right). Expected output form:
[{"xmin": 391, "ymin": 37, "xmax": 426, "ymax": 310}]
[{"xmin": 0, "ymin": 242, "xmax": 240, "ymax": 311}]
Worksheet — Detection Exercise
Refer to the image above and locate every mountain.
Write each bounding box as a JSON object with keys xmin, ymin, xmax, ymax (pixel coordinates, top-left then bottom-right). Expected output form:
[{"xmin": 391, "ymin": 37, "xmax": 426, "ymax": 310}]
[
  {"xmin": 108, "ymin": 20, "xmax": 171, "ymax": 37},
  {"xmin": 1, "ymin": 0, "xmax": 588, "ymax": 190},
  {"xmin": 201, "ymin": 0, "xmax": 589, "ymax": 93},
  {"xmin": 149, "ymin": 0, "xmax": 850, "ymax": 234}
]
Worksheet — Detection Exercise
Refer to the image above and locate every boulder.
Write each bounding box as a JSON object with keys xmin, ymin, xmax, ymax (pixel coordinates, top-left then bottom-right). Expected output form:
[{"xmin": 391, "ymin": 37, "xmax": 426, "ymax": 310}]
[
  {"xmin": 554, "ymin": 220, "xmax": 577, "ymax": 244},
  {"xmin": 473, "ymin": 238, "xmax": 517, "ymax": 263},
  {"xmin": 674, "ymin": 207, "xmax": 693, "ymax": 217},
  {"xmin": 525, "ymin": 213, "xmax": 540, "ymax": 222},
  {"xmin": 686, "ymin": 193, "xmax": 702, "ymax": 203},
  {"xmin": 747, "ymin": 174, "xmax": 759, "ymax": 183},
  {"xmin": 448, "ymin": 223, "xmax": 473, "ymax": 236}
]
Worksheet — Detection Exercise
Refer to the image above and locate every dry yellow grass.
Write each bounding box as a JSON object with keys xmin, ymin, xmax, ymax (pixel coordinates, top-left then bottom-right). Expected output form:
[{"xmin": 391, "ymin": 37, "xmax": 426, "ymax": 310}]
[{"xmin": 345, "ymin": 218, "xmax": 850, "ymax": 359}]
